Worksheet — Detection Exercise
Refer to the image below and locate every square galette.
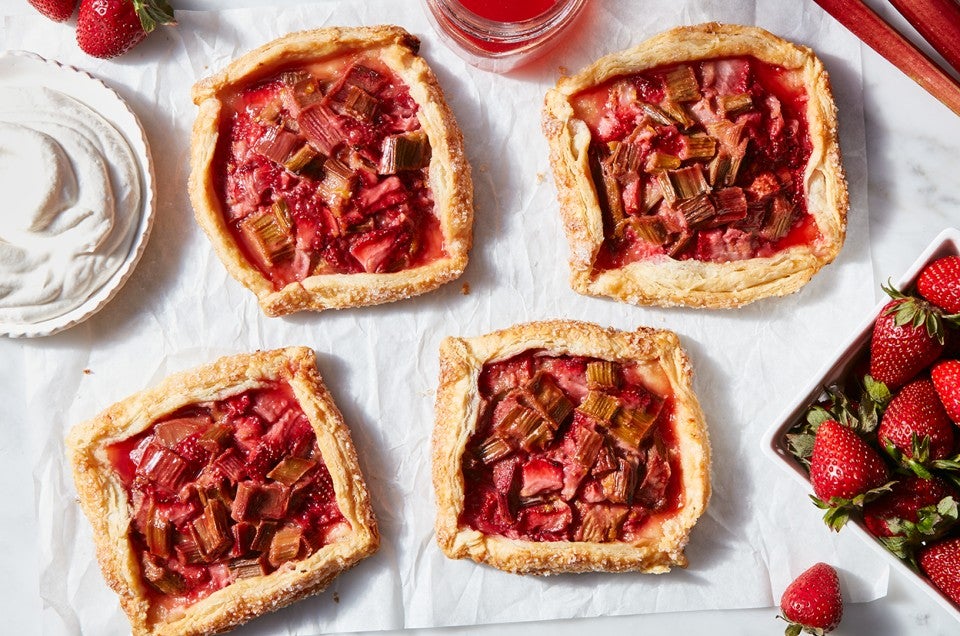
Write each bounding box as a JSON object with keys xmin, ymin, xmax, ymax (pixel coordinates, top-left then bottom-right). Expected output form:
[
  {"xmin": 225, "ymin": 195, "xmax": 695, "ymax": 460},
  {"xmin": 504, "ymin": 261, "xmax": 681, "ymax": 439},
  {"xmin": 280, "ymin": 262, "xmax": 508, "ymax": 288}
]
[
  {"xmin": 433, "ymin": 320, "xmax": 710, "ymax": 574},
  {"xmin": 190, "ymin": 26, "xmax": 473, "ymax": 316},
  {"xmin": 67, "ymin": 347, "xmax": 378, "ymax": 635}
]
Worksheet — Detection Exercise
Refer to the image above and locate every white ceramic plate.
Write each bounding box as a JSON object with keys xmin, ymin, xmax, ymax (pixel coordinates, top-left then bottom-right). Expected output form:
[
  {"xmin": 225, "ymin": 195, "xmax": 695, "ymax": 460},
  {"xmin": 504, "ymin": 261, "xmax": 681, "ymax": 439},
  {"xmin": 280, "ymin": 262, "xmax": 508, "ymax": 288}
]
[
  {"xmin": 762, "ymin": 227, "xmax": 960, "ymax": 623},
  {"xmin": 0, "ymin": 50, "xmax": 157, "ymax": 338}
]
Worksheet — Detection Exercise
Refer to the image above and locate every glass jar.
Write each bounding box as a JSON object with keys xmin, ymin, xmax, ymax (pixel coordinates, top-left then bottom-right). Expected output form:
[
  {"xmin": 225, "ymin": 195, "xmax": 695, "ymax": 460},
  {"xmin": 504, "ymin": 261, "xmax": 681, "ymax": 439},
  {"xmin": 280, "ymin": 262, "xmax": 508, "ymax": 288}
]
[{"xmin": 423, "ymin": 0, "xmax": 587, "ymax": 73}]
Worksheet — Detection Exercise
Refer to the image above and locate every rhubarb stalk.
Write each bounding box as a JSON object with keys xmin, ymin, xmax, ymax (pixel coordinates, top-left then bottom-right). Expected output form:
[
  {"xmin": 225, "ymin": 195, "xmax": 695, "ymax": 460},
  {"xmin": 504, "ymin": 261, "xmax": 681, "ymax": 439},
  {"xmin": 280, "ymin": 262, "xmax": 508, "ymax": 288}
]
[
  {"xmin": 812, "ymin": 0, "xmax": 960, "ymax": 116},
  {"xmin": 888, "ymin": 0, "xmax": 960, "ymax": 77}
]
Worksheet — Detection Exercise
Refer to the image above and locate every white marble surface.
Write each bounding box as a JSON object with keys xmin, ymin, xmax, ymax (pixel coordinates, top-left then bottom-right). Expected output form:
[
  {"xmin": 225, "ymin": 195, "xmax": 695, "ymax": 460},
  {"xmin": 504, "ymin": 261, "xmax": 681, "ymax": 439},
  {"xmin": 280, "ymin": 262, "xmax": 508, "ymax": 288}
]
[{"xmin": 1, "ymin": 0, "xmax": 960, "ymax": 634}]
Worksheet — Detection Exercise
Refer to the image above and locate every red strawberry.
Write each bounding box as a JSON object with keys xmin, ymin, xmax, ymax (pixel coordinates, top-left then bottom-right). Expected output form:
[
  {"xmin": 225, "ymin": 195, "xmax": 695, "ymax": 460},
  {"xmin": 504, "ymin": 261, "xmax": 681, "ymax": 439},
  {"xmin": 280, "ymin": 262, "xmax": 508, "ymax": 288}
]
[
  {"xmin": 932, "ymin": 359, "xmax": 960, "ymax": 423},
  {"xmin": 810, "ymin": 419, "xmax": 890, "ymax": 530},
  {"xmin": 919, "ymin": 256, "xmax": 960, "ymax": 314},
  {"xmin": 810, "ymin": 420, "xmax": 889, "ymax": 501},
  {"xmin": 870, "ymin": 289, "xmax": 945, "ymax": 389},
  {"xmin": 28, "ymin": 0, "xmax": 78, "ymax": 21},
  {"xmin": 779, "ymin": 562, "xmax": 843, "ymax": 635},
  {"xmin": 919, "ymin": 537, "xmax": 960, "ymax": 606},
  {"xmin": 76, "ymin": 0, "xmax": 175, "ymax": 59},
  {"xmin": 878, "ymin": 379, "xmax": 954, "ymax": 461},
  {"xmin": 863, "ymin": 476, "xmax": 956, "ymax": 539}
]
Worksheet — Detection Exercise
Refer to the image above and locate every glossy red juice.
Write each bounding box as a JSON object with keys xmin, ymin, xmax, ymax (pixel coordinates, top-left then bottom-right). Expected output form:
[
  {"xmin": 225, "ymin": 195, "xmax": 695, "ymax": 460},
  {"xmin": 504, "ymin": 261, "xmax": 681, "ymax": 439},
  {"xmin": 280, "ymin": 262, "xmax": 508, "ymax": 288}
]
[{"xmin": 458, "ymin": 0, "xmax": 560, "ymax": 22}]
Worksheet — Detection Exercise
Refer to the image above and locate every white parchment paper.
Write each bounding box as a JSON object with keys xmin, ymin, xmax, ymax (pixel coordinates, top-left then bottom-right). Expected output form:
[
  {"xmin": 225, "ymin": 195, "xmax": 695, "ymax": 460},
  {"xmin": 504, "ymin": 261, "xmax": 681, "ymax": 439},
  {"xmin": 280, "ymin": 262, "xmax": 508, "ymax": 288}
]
[{"xmin": 2, "ymin": 0, "xmax": 888, "ymax": 633}]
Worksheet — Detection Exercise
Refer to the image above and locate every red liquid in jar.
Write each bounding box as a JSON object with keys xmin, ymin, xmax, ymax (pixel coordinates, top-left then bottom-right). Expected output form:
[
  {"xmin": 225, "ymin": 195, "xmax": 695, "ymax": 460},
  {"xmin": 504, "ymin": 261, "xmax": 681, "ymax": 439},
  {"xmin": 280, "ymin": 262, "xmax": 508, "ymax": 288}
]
[{"xmin": 458, "ymin": 0, "xmax": 560, "ymax": 22}]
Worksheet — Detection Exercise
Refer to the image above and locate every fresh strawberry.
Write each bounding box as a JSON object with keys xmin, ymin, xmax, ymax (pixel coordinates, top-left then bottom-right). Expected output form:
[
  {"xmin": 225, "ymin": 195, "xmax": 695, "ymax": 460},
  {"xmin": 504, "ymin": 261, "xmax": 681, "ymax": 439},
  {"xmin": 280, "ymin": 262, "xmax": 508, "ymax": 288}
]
[
  {"xmin": 863, "ymin": 476, "xmax": 956, "ymax": 538},
  {"xmin": 870, "ymin": 287, "xmax": 946, "ymax": 389},
  {"xmin": 28, "ymin": 0, "xmax": 78, "ymax": 21},
  {"xmin": 878, "ymin": 379, "xmax": 955, "ymax": 462},
  {"xmin": 809, "ymin": 419, "xmax": 891, "ymax": 530},
  {"xmin": 919, "ymin": 537, "xmax": 960, "ymax": 606},
  {"xmin": 919, "ymin": 256, "xmax": 960, "ymax": 314},
  {"xmin": 76, "ymin": 0, "xmax": 175, "ymax": 59},
  {"xmin": 779, "ymin": 562, "xmax": 843, "ymax": 635},
  {"xmin": 932, "ymin": 359, "xmax": 960, "ymax": 423}
]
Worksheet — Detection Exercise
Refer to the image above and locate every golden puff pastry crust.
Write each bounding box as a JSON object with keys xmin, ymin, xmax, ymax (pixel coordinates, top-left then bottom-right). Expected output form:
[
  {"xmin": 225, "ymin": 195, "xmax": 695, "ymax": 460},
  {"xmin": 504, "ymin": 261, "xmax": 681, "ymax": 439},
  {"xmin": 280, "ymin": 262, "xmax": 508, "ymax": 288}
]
[
  {"xmin": 66, "ymin": 347, "xmax": 379, "ymax": 636},
  {"xmin": 432, "ymin": 320, "xmax": 711, "ymax": 574},
  {"xmin": 542, "ymin": 22, "xmax": 848, "ymax": 308},
  {"xmin": 190, "ymin": 26, "xmax": 473, "ymax": 316}
]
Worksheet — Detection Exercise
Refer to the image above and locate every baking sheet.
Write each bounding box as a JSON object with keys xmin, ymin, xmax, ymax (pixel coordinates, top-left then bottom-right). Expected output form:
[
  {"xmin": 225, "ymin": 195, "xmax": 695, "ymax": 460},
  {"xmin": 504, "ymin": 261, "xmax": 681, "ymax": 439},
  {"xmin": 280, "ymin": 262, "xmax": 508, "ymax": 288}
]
[{"xmin": 2, "ymin": 0, "xmax": 885, "ymax": 633}]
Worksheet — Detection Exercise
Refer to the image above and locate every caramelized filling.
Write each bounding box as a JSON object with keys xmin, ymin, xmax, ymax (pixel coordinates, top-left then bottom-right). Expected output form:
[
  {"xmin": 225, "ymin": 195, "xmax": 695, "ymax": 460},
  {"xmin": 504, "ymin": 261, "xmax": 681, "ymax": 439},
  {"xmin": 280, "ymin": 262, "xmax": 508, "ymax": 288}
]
[
  {"xmin": 215, "ymin": 54, "xmax": 446, "ymax": 289},
  {"xmin": 460, "ymin": 352, "xmax": 683, "ymax": 543},
  {"xmin": 107, "ymin": 384, "xmax": 348, "ymax": 613},
  {"xmin": 570, "ymin": 56, "xmax": 819, "ymax": 270}
]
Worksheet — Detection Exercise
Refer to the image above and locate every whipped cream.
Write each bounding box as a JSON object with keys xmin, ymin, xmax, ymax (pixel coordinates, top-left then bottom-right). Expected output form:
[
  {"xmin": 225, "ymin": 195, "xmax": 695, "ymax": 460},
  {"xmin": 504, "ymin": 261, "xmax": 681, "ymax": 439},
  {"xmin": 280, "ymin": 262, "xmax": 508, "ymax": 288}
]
[{"xmin": 0, "ymin": 86, "xmax": 141, "ymax": 325}]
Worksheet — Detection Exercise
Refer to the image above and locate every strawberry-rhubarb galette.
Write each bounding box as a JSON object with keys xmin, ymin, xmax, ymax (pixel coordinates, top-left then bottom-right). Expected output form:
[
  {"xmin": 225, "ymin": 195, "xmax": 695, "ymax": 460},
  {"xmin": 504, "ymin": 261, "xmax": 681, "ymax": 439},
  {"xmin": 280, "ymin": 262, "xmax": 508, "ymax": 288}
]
[
  {"xmin": 67, "ymin": 348, "xmax": 379, "ymax": 636},
  {"xmin": 190, "ymin": 27, "xmax": 473, "ymax": 316},
  {"xmin": 433, "ymin": 321, "xmax": 710, "ymax": 574},
  {"xmin": 542, "ymin": 23, "xmax": 848, "ymax": 308}
]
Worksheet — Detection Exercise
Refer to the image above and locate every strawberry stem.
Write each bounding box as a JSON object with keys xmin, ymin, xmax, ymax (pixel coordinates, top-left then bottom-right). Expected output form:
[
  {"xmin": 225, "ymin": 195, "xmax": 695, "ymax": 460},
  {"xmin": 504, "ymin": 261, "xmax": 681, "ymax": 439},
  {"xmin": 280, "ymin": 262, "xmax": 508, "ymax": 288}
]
[{"xmin": 133, "ymin": 0, "xmax": 176, "ymax": 34}]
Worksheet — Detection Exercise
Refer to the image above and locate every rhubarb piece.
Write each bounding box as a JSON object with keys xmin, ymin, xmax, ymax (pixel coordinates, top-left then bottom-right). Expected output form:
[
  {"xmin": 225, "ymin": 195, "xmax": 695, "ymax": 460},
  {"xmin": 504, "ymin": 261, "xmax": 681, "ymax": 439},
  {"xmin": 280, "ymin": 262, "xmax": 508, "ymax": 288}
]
[
  {"xmin": 720, "ymin": 92, "xmax": 753, "ymax": 115},
  {"xmin": 379, "ymin": 130, "xmax": 431, "ymax": 174},
  {"xmin": 192, "ymin": 499, "xmax": 233, "ymax": 560},
  {"xmin": 268, "ymin": 524, "xmax": 303, "ymax": 567},
  {"xmin": 531, "ymin": 375, "xmax": 574, "ymax": 425},
  {"xmin": 679, "ymin": 134, "xmax": 716, "ymax": 160},
  {"xmin": 267, "ymin": 457, "xmax": 316, "ymax": 486},
  {"xmin": 677, "ymin": 194, "xmax": 717, "ymax": 227},
  {"xmin": 670, "ymin": 165, "xmax": 710, "ymax": 200},
  {"xmin": 543, "ymin": 23, "xmax": 847, "ymax": 308},
  {"xmin": 331, "ymin": 84, "xmax": 379, "ymax": 121},
  {"xmin": 477, "ymin": 436, "xmax": 513, "ymax": 464},
  {"xmin": 621, "ymin": 215, "xmax": 667, "ymax": 245},
  {"xmin": 239, "ymin": 204, "xmax": 295, "ymax": 266},
  {"xmin": 144, "ymin": 504, "xmax": 172, "ymax": 558},
  {"xmin": 154, "ymin": 416, "xmax": 211, "ymax": 448},
  {"xmin": 761, "ymin": 195, "xmax": 795, "ymax": 241},
  {"xmin": 609, "ymin": 140, "xmax": 644, "ymax": 175},
  {"xmin": 664, "ymin": 65, "xmax": 701, "ymax": 102},
  {"xmin": 434, "ymin": 322, "xmax": 710, "ymax": 574},
  {"xmin": 141, "ymin": 554, "xmax": 186, "ymax": 596},
  {"xmin": 283, "ymin": 144, "xmax": 320, "ymax": 175},
  {"xmin": 586, "ymin": 361, "xmax": 620, "ymax": 390},
  {"xmin": 190, "ymin": 27, "xmax": 472, "ymax": 317},
  {"xmin": 228, "ymin": 556, "xmax": 268, "ymax": 580},
  {"xmin": 255, "ymin": 126, "xmax": 301, "ymax": 165},
  {"xmin": 645, "ymin": 151, "xmax": 681, "ymax": 173},
  {"xmin": 139, "ymin": 445, "xmax": 192, "ymax": 493},
  {"xmin": 579, "ymin": 391, "xmax": 620, "ymax": 422},
  {"xmin": 576, "ymin": 504, "xmax": 629, "ymax": 542},
  {"xmin": 67, "ymin": 348, "xmax": 379, "ymax": 635}
]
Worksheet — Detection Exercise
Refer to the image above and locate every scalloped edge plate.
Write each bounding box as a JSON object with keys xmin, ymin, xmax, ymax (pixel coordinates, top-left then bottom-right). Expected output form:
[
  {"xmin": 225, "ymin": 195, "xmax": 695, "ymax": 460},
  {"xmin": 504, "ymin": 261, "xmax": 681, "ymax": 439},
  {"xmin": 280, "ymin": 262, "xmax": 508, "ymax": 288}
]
[
  {"xmin": 0, "ymin": 50, "xmax": 157, "ymax": 338},
  {"xmin": 762, "ymin": 227, "xmax": 960, "ymax": 623}
]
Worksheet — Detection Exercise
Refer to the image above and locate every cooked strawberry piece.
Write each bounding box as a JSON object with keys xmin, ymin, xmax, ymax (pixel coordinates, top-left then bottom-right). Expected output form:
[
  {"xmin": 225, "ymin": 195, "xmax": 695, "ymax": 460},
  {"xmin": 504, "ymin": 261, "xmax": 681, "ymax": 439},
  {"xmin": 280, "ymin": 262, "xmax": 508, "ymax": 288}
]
[
  {"xmin": 519, "ymin": 458, "xmax": 564, "ymax": 498},
  {"xmin": 519, "ymin": 500, "xmax": 573, "ymax": 538},
  {"xmin": 491, "ymin": 455, "xmax": 522, "ymax": 496},
  {"xmin": 479, "ymin": 356, "xmax": 534, "ymax": 397},
  {"xmin": 357, "ymin": 175, "xmax": 407, "ymax": 212},
  {"xmin": 635, "ymin": 441, "xmax": 672, "ymax": 508},
  {"xmin": 251, "ymin": 391, "xmax": 291, "ymax": 423},
  {"xmin": 348, "ymin": 228, "xmax": 405, "ymax": 273}
]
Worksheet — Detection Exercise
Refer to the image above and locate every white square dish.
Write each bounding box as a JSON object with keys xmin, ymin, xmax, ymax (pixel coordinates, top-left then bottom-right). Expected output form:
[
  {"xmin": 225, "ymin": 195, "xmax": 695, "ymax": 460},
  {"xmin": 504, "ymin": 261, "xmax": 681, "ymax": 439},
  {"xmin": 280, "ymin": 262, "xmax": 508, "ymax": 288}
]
[{"xmin": 761, "ymin": 227, "xmax": 960, "ymax": 622}]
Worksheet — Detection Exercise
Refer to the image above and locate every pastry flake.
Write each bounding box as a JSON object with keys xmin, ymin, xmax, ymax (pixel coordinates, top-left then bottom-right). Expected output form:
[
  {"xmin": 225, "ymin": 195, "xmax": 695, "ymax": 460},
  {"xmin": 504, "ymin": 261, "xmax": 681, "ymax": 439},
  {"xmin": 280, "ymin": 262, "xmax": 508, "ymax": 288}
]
[
  {"xmin": 542, "ymin": 23, "xmax": 848, "ymax": 308},
  {"xmin": 190, "ymin": 26, "xmax": 473, "ymax": 316},
  {"xmin": 66, "ymin": 347, "xmax": 379, "ymax": 636},
  {"xmin": 432, "ymin": 320, "xmax": 710, "ymax": 574}
]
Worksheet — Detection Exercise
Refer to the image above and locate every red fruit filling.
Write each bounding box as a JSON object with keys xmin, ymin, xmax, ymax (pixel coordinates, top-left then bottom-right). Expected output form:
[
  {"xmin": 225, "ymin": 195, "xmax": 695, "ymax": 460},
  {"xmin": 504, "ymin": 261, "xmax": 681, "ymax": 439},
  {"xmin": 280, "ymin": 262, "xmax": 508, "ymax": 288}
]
[
  {"xmin": 570, "ymin": 56, "xmax": 818, "ymax": 270},
  {"xmin": 460, "ymin": 352, "xmax": 682, "ymax": 542},
  {"xmin": 215, "ymin": 56, "xmax": 446, "ymax": 288},
  {"xmin": 107, "ymin": 384, "xmax": 348, "ymax": 614}
]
